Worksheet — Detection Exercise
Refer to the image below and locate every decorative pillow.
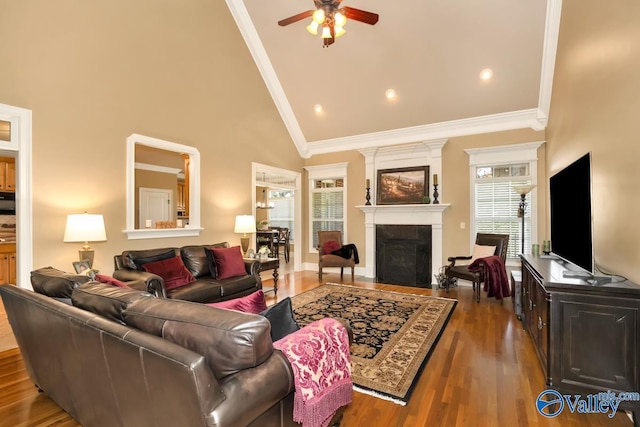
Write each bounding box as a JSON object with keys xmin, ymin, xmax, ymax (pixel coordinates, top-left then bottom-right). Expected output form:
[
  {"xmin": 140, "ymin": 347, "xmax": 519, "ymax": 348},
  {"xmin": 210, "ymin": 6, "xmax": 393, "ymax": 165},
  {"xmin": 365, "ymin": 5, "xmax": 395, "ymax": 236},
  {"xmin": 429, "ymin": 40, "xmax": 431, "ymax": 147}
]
[
  {"xmin": 142, "ymin": 255, "xmax": 196, "ymax": 290},
  {"xmin": 260, "ymin": 297, "xmax": 300, "ymax": 342},
  {"xmin": 208, "ymin": 290, "xmax": 267, "ymax": 314},
  {"xmin": 129, "ymin": 250, "xmax": 176, "ymax": 271},
  {"xmin": 94, "ymin": 274, "xmax": 130, "ymax": 288},
  {"xmin": 470, "ymin": 244, "xmax": 497, "ymax": 263},
  {"xmin": 322, "ymin": 240, "xmax": 341, "ymax": 254},
  {"xmin": 203, "ymin": 247, "xmax": 218, "ymax": 279},
  {"xmin": 211, "ymin": 246, "xmax": 247, "ymax": 280}
]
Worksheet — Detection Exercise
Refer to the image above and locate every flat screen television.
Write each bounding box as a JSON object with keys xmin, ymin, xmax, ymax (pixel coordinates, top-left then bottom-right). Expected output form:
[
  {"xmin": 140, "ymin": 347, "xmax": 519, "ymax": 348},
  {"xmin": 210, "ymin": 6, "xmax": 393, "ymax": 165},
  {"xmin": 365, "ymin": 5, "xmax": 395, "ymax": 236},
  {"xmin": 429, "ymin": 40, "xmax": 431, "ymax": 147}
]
[{"xmin": 549, "ymin": 153, "xmax": 593, "ymax": 273}]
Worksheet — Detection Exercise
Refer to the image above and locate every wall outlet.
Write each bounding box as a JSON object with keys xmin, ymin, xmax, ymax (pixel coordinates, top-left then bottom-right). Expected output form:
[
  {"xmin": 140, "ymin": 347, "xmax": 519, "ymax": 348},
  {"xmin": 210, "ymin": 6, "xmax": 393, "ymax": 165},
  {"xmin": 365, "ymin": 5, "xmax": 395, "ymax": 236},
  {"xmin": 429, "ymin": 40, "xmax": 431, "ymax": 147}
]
[{"xmin": 460, "ymin": 222, "xmax": 466, "ymax": 229}]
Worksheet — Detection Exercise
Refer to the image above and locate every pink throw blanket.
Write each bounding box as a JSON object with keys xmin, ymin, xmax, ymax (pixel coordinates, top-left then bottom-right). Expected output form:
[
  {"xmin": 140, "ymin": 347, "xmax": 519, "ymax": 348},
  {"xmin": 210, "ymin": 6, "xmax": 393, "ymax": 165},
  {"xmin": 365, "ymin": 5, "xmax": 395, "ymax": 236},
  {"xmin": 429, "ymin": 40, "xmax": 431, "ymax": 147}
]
[
  {"xmin": 273, "ymin": 317, "xmax": 352, "ymax": 427},
  {"xmin": 468, "ymin": 255, "xmax": 511, "ymax": 300}
]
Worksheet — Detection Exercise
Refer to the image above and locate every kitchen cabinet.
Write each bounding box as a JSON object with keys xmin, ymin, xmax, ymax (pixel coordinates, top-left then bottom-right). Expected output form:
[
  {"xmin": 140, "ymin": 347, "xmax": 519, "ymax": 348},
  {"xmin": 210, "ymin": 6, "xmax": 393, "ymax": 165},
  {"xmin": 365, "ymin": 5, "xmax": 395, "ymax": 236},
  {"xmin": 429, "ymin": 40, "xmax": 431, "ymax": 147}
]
[
  {"xmin": 0, "ymin": 244, "xmax": 16, "ymax": 285},
  {"xmin": 0, "ymin": 157, "xmax": 16, "ymax": 192}
]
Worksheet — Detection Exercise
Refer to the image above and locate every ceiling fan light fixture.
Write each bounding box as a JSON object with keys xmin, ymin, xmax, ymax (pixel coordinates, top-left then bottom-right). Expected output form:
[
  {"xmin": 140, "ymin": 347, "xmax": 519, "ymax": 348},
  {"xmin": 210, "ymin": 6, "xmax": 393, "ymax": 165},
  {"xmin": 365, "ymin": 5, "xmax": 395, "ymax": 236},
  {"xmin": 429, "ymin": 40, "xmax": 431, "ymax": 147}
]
[
  {"xmin": 312, "ymin": 9, "xmax": 326, "ymax": 24},
  {"xmin": 334, "ymin": 26, "xmax": 346, "ymax": 37},
  {"xmin": 306, "ymin": 20, "xmax": 319, "ymax": 35},
  {"xmin": 321, "ymin": 25, "xmax": 332, "ymax": 39},
  {"xmin": 334, "ymin": 11, "xmax": 347, "ymax": 27}
]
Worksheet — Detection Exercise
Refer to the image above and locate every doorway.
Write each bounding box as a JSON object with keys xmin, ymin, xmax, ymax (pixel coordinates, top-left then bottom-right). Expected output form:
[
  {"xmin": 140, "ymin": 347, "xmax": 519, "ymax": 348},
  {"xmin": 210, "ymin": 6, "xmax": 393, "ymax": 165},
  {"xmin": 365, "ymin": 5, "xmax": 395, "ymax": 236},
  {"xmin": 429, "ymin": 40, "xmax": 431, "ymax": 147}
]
[
  {"xmin": 0, "ymin": 102, "xmax": 32, "ymax": 289},
  {"xmin": 252, "ymin": 163, "xmax": 301, "ymax": 272},
  {"xmin": 139, "ymin": 187, "xmax": 173, "ymax": 228}
]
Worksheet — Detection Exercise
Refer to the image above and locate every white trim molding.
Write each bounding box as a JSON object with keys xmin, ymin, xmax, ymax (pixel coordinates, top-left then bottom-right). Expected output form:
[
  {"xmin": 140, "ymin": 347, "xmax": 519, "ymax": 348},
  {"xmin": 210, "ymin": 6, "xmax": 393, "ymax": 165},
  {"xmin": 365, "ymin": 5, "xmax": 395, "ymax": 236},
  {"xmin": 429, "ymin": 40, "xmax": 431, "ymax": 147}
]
[
  {"xmin": 124, "ymin": 133, "xmax": 203, "ymax": 239},
  {"xmin": 465, "ymin": 141, "xmax": 545, "ymax": 257},
  {"xmin": 357, "ymin": 204, "xmax": 450, "ymax": 284},
  {"xmin": 304, "ymin": 163, "xmax": 349, "ymax": 252},
  {"xmin": 252, "ymin": 162, "xmax": 303, "ymax": 272},
  {"xmin": 0, "ymin": 102, "xmax": 33, "ymax": 289}
]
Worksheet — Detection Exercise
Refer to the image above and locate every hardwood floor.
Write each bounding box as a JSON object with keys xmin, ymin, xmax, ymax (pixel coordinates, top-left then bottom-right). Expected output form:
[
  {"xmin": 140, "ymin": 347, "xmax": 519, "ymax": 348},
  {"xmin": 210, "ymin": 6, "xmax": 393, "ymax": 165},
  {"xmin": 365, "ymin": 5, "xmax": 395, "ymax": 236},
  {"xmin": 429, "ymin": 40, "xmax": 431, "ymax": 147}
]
[{"xmin": 0, "ymin": 270, "xmax": 634, "ymax": 426}]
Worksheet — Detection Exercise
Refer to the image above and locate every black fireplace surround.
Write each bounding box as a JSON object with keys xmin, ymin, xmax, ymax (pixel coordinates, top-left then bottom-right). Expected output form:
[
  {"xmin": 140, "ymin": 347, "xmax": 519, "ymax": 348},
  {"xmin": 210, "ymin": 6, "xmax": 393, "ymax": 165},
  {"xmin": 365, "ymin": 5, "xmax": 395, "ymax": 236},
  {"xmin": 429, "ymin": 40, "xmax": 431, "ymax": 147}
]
[{"xmin": 376, "ymin": 225, "xmax": 432, "ymax": 287}]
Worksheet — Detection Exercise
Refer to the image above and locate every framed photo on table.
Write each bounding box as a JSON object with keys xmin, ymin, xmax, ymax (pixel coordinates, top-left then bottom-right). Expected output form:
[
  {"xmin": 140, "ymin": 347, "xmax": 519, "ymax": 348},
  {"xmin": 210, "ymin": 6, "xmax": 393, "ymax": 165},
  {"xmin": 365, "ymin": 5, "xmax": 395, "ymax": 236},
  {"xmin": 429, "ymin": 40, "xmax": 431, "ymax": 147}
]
[
  {"xmin": 73, "ymin": 261, "xmax": 91, "ymax": 274},
  {"xmin": 376, "ymin": 166, "xmax": 429, "ymax": 205}
]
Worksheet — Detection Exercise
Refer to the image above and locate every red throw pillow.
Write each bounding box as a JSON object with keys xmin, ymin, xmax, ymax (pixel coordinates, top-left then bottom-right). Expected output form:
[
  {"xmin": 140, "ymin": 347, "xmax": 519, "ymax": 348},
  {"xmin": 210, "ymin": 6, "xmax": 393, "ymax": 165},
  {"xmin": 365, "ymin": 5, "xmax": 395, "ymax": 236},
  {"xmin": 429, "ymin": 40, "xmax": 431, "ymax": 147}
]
[
  {"xmin": 207, "ymin": 290, "xmax": 267, "ymax": 314},
  {"xmin": 94, "ymin": 274, "xmax": 130, "ymax": 288},
  {"xmin": 211, "ymin": 246, "xmax": 247, "ymax": 280},
  {"xmin": 322, "ymin": 240, "xmax": 341, "ymax": 254},
  {"xmin": 142, "ymin": 255, "xmax": 196, "ymax": 290}
]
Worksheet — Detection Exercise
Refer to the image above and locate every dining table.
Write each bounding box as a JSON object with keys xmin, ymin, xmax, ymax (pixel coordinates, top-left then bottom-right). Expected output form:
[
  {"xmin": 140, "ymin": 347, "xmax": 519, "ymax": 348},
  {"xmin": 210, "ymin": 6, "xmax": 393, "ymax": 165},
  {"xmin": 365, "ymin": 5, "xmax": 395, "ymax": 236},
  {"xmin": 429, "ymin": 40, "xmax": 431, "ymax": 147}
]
[{"xmin": 256, "ymin": 229, "xmax": 279, "ymax": 255}]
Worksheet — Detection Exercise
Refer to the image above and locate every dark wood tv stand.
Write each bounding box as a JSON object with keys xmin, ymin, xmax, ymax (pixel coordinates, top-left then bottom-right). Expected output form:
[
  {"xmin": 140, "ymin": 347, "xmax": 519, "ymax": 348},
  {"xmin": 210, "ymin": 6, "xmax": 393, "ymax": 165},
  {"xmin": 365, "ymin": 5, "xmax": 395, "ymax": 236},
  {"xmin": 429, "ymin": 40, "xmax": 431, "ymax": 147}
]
[{"xmin": 521, "ymin": 254, "xmax": 640, "ymax": 422}]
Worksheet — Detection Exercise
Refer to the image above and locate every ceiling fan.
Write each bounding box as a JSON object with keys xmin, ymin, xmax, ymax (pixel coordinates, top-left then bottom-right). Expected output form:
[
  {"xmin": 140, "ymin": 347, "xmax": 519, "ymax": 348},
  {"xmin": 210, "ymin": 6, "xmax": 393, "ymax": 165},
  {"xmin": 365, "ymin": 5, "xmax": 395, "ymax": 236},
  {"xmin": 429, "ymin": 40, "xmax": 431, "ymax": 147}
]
[{"xmin": 278, "ymin": 0, "xmax": 379, "ymax": 48}]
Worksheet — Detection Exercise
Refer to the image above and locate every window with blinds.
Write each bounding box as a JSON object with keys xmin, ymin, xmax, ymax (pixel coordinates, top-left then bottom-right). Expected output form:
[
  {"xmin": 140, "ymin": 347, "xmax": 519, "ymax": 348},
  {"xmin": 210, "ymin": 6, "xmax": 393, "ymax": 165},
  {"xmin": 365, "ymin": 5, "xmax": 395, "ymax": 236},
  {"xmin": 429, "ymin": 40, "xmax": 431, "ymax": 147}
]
[
  {"xmin": 311, "ymin": 178, "xmax": 344, "ymax": 249},
  {"xmin": 268, "ymin": 189, "xmax": 294, "ymax": 240},
  {"xmin": 474, "ymin": 164, "xmax": 531, "ymax": 259}
]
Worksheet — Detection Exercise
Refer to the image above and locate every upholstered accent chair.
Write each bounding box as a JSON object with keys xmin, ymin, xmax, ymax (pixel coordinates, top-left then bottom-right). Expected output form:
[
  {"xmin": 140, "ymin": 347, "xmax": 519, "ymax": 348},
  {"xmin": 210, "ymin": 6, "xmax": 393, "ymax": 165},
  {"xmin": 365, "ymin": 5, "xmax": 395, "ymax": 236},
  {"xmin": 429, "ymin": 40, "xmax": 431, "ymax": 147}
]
[
  {"xmin": 444, "ymin": 233, "xmax": 509, "ymax": 302},
  {"xmin": 317, "ymin": 230, "xmax": 355, "ymax": 281}
]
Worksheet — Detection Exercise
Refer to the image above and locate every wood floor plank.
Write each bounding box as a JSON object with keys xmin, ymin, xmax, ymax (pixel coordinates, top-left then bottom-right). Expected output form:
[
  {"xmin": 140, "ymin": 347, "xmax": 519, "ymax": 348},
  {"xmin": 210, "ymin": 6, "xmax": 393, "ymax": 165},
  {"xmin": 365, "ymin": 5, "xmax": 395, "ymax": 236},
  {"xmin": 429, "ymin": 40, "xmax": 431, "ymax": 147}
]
[{"xmin": 0, "ymin": 271, "xmax": 634, "ymax": 426}]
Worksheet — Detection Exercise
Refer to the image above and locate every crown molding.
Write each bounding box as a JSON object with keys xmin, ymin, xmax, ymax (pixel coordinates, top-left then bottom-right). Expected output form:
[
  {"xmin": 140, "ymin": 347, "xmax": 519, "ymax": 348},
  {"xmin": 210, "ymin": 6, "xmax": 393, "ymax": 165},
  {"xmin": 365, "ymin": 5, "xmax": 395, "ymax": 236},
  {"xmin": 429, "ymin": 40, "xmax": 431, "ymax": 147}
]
[
  {"xmin": 306, "ymin": 109, "xmax": 545, "ymax": 156},
  {"xmin": 225, "ymin": 0, "xmax": 309, "ymax": 158},
  {"xmin": 538, "ymin": 0, "xmax": 563, "ymax": 124}
]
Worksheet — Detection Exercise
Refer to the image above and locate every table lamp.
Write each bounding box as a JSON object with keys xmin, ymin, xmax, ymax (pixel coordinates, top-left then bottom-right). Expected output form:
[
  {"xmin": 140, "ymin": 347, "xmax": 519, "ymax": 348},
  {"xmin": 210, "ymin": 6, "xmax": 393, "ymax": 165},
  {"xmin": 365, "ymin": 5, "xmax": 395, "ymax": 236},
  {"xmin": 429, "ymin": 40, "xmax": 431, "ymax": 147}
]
[
  {"xmin": 234, "ymin": 215, "xmax": 256, "ymax": 256},
  {"xmin": 63, "ymin": 212, "xmax": 107, "ymax": 268}
]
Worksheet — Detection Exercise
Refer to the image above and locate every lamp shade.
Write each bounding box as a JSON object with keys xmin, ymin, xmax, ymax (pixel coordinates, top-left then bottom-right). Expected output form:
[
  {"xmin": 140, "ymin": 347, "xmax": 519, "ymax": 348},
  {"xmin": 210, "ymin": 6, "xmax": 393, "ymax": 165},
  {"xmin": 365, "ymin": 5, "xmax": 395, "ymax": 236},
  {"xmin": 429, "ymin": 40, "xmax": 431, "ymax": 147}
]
[
  {"xmin": 234, "ymin": 215, "xmax": 256, "ymax": 234},
  {"xmin": 63, "ymin": 213, "xmax": 107, "ymax": 243},
  {"xmin": 513, "ymin": 184, "xmax": 536, "ymax": 196}
]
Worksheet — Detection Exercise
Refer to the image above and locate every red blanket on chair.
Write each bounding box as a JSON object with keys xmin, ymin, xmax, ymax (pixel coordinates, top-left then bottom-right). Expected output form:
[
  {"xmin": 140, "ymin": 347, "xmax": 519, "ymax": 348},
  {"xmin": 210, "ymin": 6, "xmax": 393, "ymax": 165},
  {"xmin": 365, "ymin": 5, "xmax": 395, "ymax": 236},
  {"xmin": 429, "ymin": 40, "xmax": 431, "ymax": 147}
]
[{"xmin": 468, "ymin": 255, "xmax": 510, "ymax": 300}]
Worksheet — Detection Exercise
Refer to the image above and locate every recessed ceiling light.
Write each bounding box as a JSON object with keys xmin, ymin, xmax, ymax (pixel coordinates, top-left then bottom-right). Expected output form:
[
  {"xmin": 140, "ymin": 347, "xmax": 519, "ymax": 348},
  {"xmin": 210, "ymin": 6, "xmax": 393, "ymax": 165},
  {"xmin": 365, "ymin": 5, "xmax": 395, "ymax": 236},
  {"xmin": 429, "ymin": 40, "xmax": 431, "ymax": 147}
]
[
  {"xmin": 313, "ymin": 104, "xmax": 323, "ymax": 113},
  {"xmin": 480, "ymin": 68, "xmax": 493, "ymax": 80},
  {"xmin": 385, "ymin": 89, "xmax": 397, "ymax": 100}
]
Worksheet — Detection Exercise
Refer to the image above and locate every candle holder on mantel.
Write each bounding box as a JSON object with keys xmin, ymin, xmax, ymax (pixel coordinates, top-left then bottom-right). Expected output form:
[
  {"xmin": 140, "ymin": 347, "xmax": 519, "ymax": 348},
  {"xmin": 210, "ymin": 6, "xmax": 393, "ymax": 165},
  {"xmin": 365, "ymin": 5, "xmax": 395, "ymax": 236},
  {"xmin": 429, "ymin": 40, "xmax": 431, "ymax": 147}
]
[
  {"xmin": 433, "ymin": 184, "xmax": 440, "ymax": 204},
  {"xmin": 365, "ymin": 187, "xmax": 372, "ymax": 205}
]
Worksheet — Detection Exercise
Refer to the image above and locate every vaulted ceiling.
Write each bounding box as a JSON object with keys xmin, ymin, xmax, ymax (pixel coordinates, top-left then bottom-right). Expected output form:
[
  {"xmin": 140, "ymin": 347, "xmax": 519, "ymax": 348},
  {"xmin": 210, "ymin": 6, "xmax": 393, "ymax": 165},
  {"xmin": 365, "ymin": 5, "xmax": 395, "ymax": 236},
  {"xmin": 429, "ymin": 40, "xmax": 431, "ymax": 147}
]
[{"xmin": 225, "ymin": 0, "xmax": 560, "ymax": 157}]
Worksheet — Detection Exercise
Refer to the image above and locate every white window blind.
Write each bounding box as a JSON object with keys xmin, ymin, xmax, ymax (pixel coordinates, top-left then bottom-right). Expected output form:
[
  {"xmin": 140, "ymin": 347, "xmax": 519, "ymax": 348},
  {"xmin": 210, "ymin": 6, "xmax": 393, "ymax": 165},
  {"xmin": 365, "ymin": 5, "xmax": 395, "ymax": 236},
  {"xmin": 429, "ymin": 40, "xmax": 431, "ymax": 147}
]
[
  {"xmin": 474, "ymin": 164, "xmax": 531, "ymax": 258},
  {"xmin": 311, "ymin": 180, "xmax": 344, "ymax": 248}
]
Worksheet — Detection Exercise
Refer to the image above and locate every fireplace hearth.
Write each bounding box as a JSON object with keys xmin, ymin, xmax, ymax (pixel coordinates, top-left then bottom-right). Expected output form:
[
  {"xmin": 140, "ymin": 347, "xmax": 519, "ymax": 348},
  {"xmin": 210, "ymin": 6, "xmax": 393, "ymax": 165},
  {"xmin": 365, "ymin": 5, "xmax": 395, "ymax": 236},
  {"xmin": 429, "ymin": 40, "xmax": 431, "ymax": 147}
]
[{"xmin": 376, "ymin": 225, "xmax": 432, "ymax": 287}]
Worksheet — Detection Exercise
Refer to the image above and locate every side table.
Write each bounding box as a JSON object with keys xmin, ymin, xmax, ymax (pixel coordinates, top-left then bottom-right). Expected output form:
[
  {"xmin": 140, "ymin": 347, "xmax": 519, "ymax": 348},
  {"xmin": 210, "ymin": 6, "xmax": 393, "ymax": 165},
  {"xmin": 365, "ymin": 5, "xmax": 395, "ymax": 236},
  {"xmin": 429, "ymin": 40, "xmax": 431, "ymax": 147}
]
[{"xmin": 245, "ymin": 257, "xmax": 280, "ymax": 295}]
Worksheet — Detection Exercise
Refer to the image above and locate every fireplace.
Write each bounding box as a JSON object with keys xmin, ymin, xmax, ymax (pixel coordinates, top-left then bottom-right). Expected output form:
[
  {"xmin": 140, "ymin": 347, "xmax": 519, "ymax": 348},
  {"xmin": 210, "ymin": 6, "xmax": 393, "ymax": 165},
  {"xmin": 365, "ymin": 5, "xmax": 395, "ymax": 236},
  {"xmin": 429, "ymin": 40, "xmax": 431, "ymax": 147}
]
[{"xmin": 376, "ymin": 225, "xmax": 432, "ymax": 287}]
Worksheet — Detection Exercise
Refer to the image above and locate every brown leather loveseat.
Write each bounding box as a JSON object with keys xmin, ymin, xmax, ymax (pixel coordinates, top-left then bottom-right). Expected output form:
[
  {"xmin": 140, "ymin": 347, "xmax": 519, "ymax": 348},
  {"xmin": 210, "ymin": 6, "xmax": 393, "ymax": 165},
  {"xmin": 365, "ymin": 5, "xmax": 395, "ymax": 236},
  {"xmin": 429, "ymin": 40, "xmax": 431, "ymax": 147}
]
[
  {"xmin": 0, "ymin": 281, "xmax": 308, "ymax": 427},
  {"xmin": 112, "ymin": 242, "xmax": 261, "ymax": 303}
]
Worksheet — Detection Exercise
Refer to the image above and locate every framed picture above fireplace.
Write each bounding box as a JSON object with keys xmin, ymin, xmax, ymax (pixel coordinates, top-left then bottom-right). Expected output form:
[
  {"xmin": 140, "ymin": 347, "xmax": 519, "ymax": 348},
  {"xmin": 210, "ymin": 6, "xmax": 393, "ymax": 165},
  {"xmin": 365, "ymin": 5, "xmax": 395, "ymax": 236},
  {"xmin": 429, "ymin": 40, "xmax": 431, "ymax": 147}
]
[{"xmin": 376, "ymin": 166, "xmax": 429, "ymax": 205}]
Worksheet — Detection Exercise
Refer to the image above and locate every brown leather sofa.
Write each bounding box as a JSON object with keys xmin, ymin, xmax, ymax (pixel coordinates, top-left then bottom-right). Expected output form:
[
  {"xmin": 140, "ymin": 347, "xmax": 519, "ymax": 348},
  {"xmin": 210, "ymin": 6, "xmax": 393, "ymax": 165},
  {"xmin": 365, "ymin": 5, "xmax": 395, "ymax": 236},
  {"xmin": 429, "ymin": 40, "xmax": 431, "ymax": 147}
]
[
  {"xmin": 112, "ymin": 242, "xmax": 262, "ymax": 303},
  {"xmin": 0, "ymin": 281, "xmax": 311, "ymax": 427}
]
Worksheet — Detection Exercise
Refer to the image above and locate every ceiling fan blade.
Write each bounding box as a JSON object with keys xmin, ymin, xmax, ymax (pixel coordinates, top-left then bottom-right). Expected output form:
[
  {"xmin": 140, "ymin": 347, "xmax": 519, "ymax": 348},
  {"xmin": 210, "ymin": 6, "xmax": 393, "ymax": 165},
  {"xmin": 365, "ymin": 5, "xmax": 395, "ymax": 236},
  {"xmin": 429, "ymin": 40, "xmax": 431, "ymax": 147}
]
[
  {"xmin": 343, "ymin": 6, "xmax": 379, "ymax": 25},
  {"xmin": 278, "ymin": 10, "xmax": 313, "ymax": 26}
]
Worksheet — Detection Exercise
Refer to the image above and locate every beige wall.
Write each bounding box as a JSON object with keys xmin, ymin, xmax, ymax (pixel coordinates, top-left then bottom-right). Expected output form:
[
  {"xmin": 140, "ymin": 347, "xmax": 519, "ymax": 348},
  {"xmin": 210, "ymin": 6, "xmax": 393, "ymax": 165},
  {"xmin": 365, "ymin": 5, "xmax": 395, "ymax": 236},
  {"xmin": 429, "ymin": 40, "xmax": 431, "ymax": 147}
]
[
  {"xmin": 0, "ymin": 0, "xmax": 303, "ymax": 273},
  {"xmin": 546, "ymin": 0, "xmax": 640, "ymax": 282}
]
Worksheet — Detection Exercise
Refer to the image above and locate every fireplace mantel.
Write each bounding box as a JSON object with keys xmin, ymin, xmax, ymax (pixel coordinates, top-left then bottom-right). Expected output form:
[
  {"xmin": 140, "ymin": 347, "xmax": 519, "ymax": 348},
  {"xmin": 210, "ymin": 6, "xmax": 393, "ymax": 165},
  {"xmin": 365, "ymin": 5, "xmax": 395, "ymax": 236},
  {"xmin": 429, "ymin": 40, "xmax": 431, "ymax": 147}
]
[
  {"xmin": 357, "ymin": 204, "xmax": 450, "ymax": 285},
  {"xmin": 357, "ymin": 204, "xmax": 449, "ymax": 219}
]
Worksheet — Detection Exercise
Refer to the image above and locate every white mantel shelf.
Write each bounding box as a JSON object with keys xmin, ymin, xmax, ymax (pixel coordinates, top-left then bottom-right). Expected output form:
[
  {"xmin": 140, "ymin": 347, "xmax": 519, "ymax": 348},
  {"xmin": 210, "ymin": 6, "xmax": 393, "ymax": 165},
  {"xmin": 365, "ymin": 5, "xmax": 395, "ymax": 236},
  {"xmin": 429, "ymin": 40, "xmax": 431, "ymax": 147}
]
[
  {"xmin": 357, "ymin": 204, "xmax": 450, "ymax": 215},
  {"xmin": 357, "ymin": 203, "xmax": 450, "ymax": 284}
]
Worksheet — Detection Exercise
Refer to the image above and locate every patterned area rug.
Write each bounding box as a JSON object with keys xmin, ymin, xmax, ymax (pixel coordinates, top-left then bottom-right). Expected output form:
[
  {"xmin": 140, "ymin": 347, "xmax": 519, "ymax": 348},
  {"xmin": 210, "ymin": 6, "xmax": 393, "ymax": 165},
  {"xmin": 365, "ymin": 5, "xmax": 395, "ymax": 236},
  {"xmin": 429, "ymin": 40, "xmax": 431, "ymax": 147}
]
[{"xmin": 291, "ymin": 283, "xmax": 457, "ymax": 405}]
